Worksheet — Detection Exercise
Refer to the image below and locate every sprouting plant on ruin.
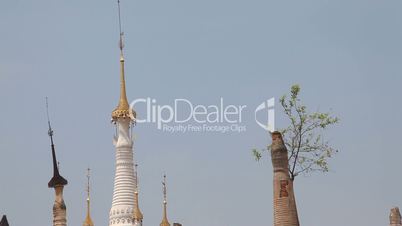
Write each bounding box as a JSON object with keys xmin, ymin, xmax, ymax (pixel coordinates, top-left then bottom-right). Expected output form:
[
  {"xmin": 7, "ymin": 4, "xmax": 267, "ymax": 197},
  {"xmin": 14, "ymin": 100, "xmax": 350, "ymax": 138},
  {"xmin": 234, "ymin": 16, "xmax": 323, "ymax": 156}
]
[{"xmin": 253, "ymin": 84, "xmax": 339, "ymax": 181}]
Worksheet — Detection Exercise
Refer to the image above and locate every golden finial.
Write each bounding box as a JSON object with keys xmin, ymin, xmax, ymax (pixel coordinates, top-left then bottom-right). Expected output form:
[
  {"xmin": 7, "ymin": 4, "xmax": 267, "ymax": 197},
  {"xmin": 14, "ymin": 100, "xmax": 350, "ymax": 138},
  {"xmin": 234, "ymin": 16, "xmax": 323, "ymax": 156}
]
[
  {"xmin": 111, "ymin": 0, "xmax": 136, "ymax": 122},
  {"xmin": 83, "ymin": 168, "xmax": 94, "ymax": 226},
  {"xmin": 160, "ymin": 174, "xmax": 170, "ymax": 226},
  {"xmin": 133, "ymin": 164, "xmax": 143, "ymax": 221}
]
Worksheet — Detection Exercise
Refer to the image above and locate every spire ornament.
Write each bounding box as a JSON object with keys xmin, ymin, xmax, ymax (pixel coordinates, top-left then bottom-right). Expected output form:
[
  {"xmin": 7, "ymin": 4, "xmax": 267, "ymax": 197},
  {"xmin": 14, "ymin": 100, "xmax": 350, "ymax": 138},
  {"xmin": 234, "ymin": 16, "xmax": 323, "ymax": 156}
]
[
  {"xmin": 83, "ymin": 168, "xmax": 94, "ymax": 226},
  {"xmin": 111, "ymin": 0, "xmax": 136, "ymax": 122},
  {"xmin": 160, "ymin": 174, "xmax": 170, "ymax": 226},
  {"xmin": 109, "ymin": 2, "xmax": 138, "ymax": 225},
  {"xmin": 46, "ymin": 98, "xmax": 68, "ymax": 188},
  {"xmin": 133, "ymin": 164, "xmax": 144, "ymax": 223},
  {"xmin": 46, "ymin": 98, "xmax": 68, "ymax": 226}
]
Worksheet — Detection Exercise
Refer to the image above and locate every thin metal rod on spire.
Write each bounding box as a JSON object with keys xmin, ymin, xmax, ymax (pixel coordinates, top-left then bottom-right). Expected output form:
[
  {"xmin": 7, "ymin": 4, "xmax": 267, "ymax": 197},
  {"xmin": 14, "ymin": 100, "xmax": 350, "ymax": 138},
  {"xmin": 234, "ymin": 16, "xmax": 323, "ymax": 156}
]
[
  {"xmin": 46, "ymin": 97, "xmax": 54, "ymax": 138},
  {"xmin": 46, "ymin": 97, "xmax": 58, "ymax": 176},
  {"xmin": 84, "ymin": 168, "xmax": 94, "ymax": 226},
  {"xmin": 86, "ymin": 168, "xmax": 91, "ymax": 198},
  {"xmin": 162, "ymin": 174, "xmax": 167, "ymax": 202},
  {"xmin": 117, "ymin": 0, "xmax": 124, "ymax": 53},
  {"xmin": 118, "ymin": 0, "xmax": 122, "ymax": 36},
  {"xmin": 160, "ymin": 174, "xmax": 170, "ymax": 226}
]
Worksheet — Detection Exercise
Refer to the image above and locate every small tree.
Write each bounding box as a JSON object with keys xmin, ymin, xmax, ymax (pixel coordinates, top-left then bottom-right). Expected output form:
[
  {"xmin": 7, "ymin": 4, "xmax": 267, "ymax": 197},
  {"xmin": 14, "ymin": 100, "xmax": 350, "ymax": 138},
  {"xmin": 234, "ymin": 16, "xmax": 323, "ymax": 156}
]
[{"xmin": 253, "ymin": 84, "xmax": 339, "ymax": 181}]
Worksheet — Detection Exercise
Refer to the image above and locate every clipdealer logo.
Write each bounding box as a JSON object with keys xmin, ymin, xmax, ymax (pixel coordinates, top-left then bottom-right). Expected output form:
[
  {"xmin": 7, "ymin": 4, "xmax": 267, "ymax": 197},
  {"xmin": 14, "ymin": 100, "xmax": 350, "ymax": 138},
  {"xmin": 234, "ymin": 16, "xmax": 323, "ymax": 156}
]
[
  {"xmin": 254, "ymin": 97, "xmax": 275, "ymax": 132},
  {"xmin": 130, "ymin": 98, "xmax": 274, "ymax": 133}
]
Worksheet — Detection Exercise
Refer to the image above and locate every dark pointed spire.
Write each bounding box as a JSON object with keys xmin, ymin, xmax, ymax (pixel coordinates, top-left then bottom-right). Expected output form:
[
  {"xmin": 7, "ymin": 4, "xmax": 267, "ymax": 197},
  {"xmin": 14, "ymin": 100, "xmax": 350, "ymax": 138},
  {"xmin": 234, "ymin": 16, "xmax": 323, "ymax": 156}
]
[
  {"xmin": 0, "ymin": 215, "xmax": 9, "ymax": 226},
  {"xmin": 46, "ymin": 98, "xmax": 68, "ymax": 188}
]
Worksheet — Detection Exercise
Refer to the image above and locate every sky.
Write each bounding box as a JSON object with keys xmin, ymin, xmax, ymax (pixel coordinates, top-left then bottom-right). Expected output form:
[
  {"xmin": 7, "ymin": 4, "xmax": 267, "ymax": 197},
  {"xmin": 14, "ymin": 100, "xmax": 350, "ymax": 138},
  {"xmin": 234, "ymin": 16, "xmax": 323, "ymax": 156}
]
[{"xmin": 1, "ymin": 0, "xmax": 402, "ymax": 226}]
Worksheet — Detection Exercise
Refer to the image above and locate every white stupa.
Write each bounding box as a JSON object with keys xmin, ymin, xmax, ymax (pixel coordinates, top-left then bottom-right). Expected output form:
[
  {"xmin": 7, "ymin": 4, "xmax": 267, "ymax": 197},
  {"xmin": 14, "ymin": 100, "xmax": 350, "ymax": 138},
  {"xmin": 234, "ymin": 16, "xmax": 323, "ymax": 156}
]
[{"xmin": 109, "ymin": 1, "xmax": 142, "ymax": 225}]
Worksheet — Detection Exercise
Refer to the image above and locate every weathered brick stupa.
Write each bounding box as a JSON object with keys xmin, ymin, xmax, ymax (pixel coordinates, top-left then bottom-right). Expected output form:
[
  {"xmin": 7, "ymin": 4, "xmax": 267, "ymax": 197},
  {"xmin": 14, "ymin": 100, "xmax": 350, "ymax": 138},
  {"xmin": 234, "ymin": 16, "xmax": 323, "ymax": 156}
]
[
  {"xmin": 390, "ymin": 207, "xmax": 402, "ymax": 226},
  {"xmin": 271, "ymin": 131, "xmax": 299, "ymax": 226}
]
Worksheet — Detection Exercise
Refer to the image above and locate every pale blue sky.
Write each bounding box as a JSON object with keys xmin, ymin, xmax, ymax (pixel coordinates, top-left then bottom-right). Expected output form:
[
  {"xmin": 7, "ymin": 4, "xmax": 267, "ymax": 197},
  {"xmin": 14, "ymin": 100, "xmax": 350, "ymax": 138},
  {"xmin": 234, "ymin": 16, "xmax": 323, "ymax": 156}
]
[{"xmin": 1, "ymin": 0, "xmax": 402, "ymax": 226}]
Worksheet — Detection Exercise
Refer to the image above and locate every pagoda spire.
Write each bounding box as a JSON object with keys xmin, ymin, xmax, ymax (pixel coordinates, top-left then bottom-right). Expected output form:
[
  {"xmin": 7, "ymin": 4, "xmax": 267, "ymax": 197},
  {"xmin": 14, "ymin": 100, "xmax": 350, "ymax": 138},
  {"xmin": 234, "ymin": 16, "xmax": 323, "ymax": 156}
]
[
  {"xmin": 160, "ymin": 174, "xmax": 170, "ymax": 226},
  {"xmin": 46, "ymin": 98, "xmax": 67, "ymax": 188},
  {"xmin": 133, "ymin": 164, "xmax": 144, "ymax": 225},
  {"xmin": 0, "ymin": 215, "xmax": 9, "ymax": 226},
  {"xmin": 83, "ymin": 168, "xmax": 94, "ymax": 226},
  {"xmin": 46, "ymin": 98, "xmax": 68, "ymax": 226},
  {"xmin": 111, "ymin": 0, "xmax": 135, "ymax": 122},
  {"xmin": 109, "ymin": 1, "xmax": 138, "ymax": 225}
]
